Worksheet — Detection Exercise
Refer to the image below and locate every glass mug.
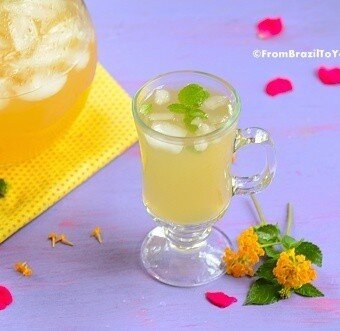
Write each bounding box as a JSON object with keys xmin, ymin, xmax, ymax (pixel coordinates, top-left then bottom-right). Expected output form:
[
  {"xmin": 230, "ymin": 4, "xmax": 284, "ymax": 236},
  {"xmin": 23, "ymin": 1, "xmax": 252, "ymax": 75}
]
[
  {"xmin": 132, "ymin": 71, "xmax": 276, "ymax": 287},
  {"xmin": 0, "ymin": 0, "xmax": 97, "ymax": 164}
]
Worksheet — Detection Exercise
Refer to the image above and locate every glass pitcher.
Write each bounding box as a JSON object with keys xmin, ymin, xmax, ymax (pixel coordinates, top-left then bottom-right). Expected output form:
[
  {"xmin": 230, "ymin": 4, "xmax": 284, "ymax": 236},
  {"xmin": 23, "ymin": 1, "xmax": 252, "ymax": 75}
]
[{"xmin": 0, "ymin": 0, "xmax": 97, "ymax": 164}]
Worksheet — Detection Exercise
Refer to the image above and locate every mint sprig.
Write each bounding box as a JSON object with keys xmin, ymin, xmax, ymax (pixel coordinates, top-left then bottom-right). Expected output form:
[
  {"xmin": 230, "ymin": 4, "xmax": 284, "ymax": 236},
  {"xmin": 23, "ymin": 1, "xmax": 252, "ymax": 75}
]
[
  {"xmin": 0, "ymin": 179, "xmax": 8, "ymax": 198},
  {"xmin": 168, "ymin": 84, "xmax": 210, "ymax": 132},
  {"xmin": 178, "ymin": 84, "xmax": 210, "ymax": 107}
]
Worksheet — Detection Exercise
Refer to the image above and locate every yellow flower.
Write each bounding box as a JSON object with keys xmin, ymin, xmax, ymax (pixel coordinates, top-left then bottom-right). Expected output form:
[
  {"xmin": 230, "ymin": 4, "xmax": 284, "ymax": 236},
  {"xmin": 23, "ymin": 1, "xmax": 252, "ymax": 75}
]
[
  {"xmin": 224, "ymin": 247, "xmax": 260, "ymax": 277},
  {"xmin": 224, "ymin": 228, "xmax": 265, "ymax": 277},
  {"xmin": 237, "ymin": 227, "xmax": 265, "ymax": 256},
  {"xmin": 273, "ymin": 248, "xmax": 316, "ymax": 292}
]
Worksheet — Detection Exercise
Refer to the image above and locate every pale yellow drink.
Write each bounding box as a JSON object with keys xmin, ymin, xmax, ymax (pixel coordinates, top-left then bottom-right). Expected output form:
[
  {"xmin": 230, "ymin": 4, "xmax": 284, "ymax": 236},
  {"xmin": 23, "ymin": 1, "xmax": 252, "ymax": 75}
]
[
  {"xmin": 0, "ymin": 0, "xmax": 96, "ymax": 164},
  {"xmin": 136, "ymin": 86, "xmax": 237, "ymax": 225}
]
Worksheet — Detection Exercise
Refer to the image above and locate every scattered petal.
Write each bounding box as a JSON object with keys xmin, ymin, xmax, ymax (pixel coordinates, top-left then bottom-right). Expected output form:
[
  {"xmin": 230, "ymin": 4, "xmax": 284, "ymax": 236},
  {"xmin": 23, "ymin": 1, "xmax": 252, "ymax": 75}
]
[
  {"xmin": 48, "ymin": 232, "xmax": 60, "ymax": 247},
  {"xmin": 91, "ymin": 227, "xmax": 103, "ymax": 243},
  {"xmin": 257, "ymin": 17, "xmax": 283, "ymax": 39},
  {"xmin": 265, "ymin": 78, "xmax": 293, "ymax": 96},
  {"xmin": 205, "ymin": 292, "xmax": 237, "ymax": 308},
  {"xmin": 14, "ymin": 262, "xmax": 33, "ymax": 277},
  {"xmin": 59, "ymin": 234, "xmax": 74, "ymax": 246},
  {"xmin": 317, "ymin": 66, "xmax": 340, "ymax": 85},
  {"xmin": 0, "ymin": 286, "xmax": 13, "ymax": 310}
]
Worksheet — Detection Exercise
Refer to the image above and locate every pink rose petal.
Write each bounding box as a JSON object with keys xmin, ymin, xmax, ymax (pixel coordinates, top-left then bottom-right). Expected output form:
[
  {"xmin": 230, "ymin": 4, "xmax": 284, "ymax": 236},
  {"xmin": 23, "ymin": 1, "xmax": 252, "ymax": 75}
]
[
  {"xmin": 0, "ymin": 286, "xmax": 13, "ymax": 310},
  {"xmin": 265, "ymin": 78, "xmax": 293, "ymax": 96},
  {"xmin": 257, "ymin": 17, "xmax": 283, "ymax": 39},
  {"xmin": 205, "ymin": 291, "xmax": 237, "ymax": 308},
  {"xmin": 317, "ymin": 66, "xmax": 340, "ymax": 85}
]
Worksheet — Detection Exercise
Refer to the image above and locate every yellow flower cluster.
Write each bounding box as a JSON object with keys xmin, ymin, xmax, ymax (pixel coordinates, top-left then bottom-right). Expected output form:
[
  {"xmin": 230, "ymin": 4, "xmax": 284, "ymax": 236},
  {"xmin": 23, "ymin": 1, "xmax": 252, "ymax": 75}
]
[
  {"xmin": 273, "ymin": 248, "xmax": 316, "ymax": 294},
  {"xmin": 224, "ymin": 228, "xmax": 265, "ymax": 277}
]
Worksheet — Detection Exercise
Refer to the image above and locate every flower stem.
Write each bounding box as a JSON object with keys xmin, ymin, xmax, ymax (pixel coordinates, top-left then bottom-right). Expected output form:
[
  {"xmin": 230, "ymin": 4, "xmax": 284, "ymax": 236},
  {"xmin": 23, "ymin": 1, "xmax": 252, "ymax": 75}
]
[
  {"xmin": 260, "ymin": 242, "xmax": 281, "ymax": 248},
  {"xmin": 286, "ymin": 203, "xmax": 293, "ymax": 235},
  {"xmin": 251, "ymin": 194, "xmax": 266, "ymax": 225}
]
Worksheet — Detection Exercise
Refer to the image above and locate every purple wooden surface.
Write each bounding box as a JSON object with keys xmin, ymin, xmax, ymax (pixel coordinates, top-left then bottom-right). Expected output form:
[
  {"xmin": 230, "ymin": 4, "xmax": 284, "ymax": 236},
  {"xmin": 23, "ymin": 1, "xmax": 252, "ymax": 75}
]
[{"xmin": 1, "ymin": 0, "xmax": 340, "ymax": 329}]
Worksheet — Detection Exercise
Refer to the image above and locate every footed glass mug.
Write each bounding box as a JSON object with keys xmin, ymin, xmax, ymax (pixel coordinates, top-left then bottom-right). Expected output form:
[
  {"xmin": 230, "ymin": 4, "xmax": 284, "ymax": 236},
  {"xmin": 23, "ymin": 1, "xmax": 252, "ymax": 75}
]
[
  {"xmin": 0, "ymin": 0, "xmax": 97, "ymax": 164},
  {"xmin": 132, "ymin": 71, "xmax": 276, "ymax": 287}
]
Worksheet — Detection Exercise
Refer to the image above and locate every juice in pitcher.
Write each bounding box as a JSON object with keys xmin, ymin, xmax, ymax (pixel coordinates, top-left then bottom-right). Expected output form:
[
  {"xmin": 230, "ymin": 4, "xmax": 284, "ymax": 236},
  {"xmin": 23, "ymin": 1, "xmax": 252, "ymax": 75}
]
[{"xmin": 0, "ymin": 0, "xmax": 97, "ymax": 164}]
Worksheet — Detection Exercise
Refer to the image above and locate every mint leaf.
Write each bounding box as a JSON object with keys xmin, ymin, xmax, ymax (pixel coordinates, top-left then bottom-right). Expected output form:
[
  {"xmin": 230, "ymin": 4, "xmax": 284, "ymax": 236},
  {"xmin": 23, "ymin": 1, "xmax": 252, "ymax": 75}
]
[
  {"xmin": 0, "ymin": 179, "xmax": 8, "ymax": 198},
  {"xmin": 167, "ymin": 103, "xmax": 188, "ymax": 114},
  {"xmin": 187, "ymin": 108, "xmax": 208, "ymax": 119},
  {"xmin": 245, "ymin": 279, "xmax": 281, "ymax": 305},
  {"xmin": 183, "ymin": 116, "xmax": 198, "ymax": 132},
  {"xmin": 254, "ymin": 224, "xmax": 280, "ymax": 244},
  {"xmin": 139, "ymin": 103, "xmax": 152, "ymax": 115},
  {"xmin": 178, "ymin": 84, "xmax": 210, "ymax": 107},
  {"xmin": 295, "ymin": 241, "xmax": 322, "ymax": 267},
  {"xmin": 256, "ymin": 259, "xmax": 278, "ymax": 282},
  {"xmin": 294, "ymin": 284, "xmax": 324, "ymax": 297}
]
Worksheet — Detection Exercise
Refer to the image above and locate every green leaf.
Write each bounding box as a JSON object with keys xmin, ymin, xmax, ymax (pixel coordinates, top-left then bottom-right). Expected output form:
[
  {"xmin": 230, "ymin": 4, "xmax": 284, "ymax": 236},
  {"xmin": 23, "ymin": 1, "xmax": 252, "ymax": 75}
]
[
  {"xmin": 183, "ymin": 116, "xmax": 198, "ymax": 132},
  {"xmin": 0, "ymin": 179, "xmax": 8, "ymax": 198},
  {"xmin": 255, "ymin": 259, "xmax": 278, "ymax": 282},
  {"xmin": 167, "ymin": 103, "xmax": 188, "ymax": 114},
  {"xmin": 245, "ymin": 278, "xmax": 281, "ymax": 305},
  {"xmin": 264, "ymin": 246, "xmax": 280, "ymax": 259},
  {"xmin": 187, "ymin": 108, "xmax": 208, "ymax": 119},
  {"xmin": 281, "ymin": 235, "xmax": 303, "ymax": 250},
  {"xmin": 254, "ymin": 224, "xmax": 280, "ymax": 244},
  {"xmin": 295, "ymin": 241, "xmax": 322, "ymax": 267},
  {"xmin": 139, "ymin": 103, "xmax": 152, "ymax": 115},
  {"xmin": 178, "ymin": 83, "xmax": 210, "ymax": 107},
  {"xmin": 294, "ymin": 283, "xmax": 324, "ymax": 297},
  {"xmin": 281, "ymin": 235, "xmax": 295, "ymax": 249}
]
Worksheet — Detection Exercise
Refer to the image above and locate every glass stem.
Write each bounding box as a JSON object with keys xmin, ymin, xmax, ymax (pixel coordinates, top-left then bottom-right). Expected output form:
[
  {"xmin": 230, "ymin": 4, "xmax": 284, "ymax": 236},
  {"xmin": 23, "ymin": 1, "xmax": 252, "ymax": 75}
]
[{"xmin": 160, "ymin": 220, "xmax": 213, "ymax": 250}]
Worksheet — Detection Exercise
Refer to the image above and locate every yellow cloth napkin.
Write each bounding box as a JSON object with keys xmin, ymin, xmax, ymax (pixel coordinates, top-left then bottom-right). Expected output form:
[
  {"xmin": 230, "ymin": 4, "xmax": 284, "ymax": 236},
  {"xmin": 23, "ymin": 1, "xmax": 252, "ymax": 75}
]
[{"xmin": 0, "ymin": 64, "xmax": 137, "ymax": 243}]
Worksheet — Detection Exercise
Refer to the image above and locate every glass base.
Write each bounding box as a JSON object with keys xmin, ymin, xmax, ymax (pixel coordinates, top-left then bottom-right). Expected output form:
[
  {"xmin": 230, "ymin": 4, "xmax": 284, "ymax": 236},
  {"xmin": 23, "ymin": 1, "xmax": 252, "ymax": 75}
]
[{"xmin": 141, "ymin": 224, "xmax": 232, "ymax": 287}]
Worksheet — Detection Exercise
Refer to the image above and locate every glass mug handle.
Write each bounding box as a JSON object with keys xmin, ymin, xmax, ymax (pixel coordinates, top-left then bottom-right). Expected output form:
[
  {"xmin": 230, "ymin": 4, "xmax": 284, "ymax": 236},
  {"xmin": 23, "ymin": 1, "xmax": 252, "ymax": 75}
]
[{"xmin": 232, "ymin": 127, "xmax": 276, "ymax": 195}]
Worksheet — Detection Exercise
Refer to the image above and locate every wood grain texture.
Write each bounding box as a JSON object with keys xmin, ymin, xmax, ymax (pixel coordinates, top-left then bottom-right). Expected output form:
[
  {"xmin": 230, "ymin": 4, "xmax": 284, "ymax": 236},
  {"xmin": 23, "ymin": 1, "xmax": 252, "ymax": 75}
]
[{"xmin": 1, "ymin": 0, "xmax": 340, "ymax": 329}]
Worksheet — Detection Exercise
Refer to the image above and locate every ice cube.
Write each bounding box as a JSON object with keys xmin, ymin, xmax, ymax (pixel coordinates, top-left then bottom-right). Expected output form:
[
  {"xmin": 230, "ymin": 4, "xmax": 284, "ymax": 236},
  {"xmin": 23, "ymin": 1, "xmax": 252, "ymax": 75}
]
[
  {"xmin": 194, "ymin": 139, "xmax": 209, "ymax": 152},
  {"xmin": 202, "ymin": 95, "xmax": 228, "ymax": 111},
  {"xmin": 198, "ymin": 123, "xmax": 214, "ymax": 135},
  {"xmin": 146, "ymin": 122, "xmax": 186, "ymax": 154},
  {"xmin": 8, "ymin": 13, "xmax": 38, "ymax": 53},
  {"xmin": 149, "ymin": 113, "xmax": 175, "ymax": 121},
  {"xmin": 154, "ymin": 89, "xmax": 170, "ymax": 105},
  {"xmin": 10, "ymin": 48, "xmax": 66, "ymax": 70},
  {"xmin": 16, "ymin": 73, "xmax": 67, "ymax": 101},
  {"xmin": 152, "ymin": 122, "xmax": 186, "ymax": 137},
  {"xmin": 74, "ymin": 51, "xmax": 90, "ymax": 70},
  {"xmin": 3, "ymin": 1, "xmax": 56, "ymax": 21},
  {"xmin": 191, "ymin": 117, "xmax": 203, "ymax": 126}
]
